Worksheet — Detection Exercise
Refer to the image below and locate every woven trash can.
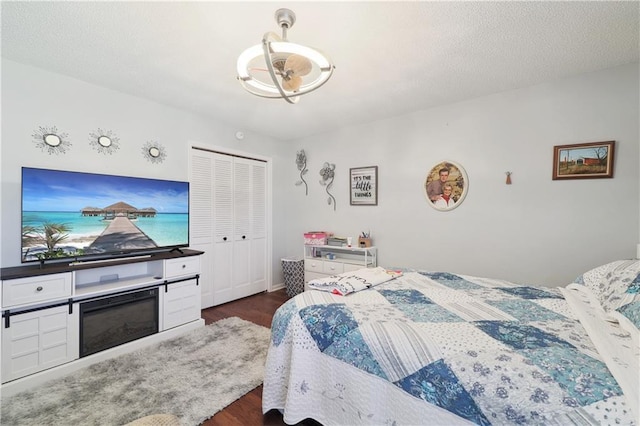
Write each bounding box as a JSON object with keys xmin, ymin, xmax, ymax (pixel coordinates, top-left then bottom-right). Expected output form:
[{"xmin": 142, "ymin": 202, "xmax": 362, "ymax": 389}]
[{"xmin": 282, "ymin": 257, "xmax": 305, "ymax": 297}]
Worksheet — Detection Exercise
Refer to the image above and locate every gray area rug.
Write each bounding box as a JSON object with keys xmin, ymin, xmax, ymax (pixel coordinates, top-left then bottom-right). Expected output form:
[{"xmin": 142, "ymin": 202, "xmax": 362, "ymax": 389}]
[{"xmin": 1, "ymin": 317, "xmax": 271, "ymax": 425}]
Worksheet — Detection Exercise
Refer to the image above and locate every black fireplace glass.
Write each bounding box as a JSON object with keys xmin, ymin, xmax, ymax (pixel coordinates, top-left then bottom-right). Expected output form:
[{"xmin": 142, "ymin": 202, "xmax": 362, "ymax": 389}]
[{"xmin": 80, "ymin": 288, "xmax": 159, "ymax": 357}]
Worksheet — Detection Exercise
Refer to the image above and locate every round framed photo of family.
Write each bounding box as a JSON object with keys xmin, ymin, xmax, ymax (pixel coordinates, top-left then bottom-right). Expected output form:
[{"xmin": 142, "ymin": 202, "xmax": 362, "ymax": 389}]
[{"xmin": 424, "ymin": 160, "xmax": 468, "ymax": 211}]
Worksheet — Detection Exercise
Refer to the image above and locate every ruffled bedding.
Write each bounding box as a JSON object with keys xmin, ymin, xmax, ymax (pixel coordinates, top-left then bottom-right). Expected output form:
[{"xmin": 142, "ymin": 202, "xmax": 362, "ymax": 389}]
[
  {"xmin": 263, "ymin": 264, "xmax": 639, "ymax": 425},
  {"xmin": 561, "ymin": 284, "xmax": 639, "ymax": 420}
]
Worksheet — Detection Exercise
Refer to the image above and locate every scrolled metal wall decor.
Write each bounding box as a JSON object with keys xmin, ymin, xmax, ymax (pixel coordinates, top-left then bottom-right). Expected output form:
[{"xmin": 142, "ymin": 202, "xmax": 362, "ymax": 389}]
[
  {"xmin": 295, "ymin": 150, "xmax": 308, "ymax": 195},
  {"xmin": 319, "ymin": 162, "xmax": 336, "ymax": 211}
]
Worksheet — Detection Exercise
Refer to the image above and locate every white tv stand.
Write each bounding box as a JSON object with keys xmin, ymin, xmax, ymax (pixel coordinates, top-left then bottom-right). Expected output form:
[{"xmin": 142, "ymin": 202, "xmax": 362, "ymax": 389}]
[{"xmin": 0, "ymin": 249, "xmax": 204, "ymax": 396}]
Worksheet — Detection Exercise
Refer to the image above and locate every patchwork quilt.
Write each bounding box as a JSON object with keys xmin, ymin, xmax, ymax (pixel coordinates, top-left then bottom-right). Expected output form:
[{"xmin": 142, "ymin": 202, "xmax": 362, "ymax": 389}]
[{"xmin": 262, "ymin": 271, "xmax": 637, "ymax": 425}]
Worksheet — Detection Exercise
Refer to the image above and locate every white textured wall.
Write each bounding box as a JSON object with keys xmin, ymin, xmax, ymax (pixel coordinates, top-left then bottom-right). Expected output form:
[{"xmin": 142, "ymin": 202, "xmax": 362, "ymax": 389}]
[
  {"xmin": 2, "ymin": 61, "xmax": 638, "ymax": 287},
  {"xmin": 0, "ymin": 61, "xmax": 291, "ymax": 286},
  {"xmin": 284, "ymin": 63, "xmax": 640, "ymax": 286}
]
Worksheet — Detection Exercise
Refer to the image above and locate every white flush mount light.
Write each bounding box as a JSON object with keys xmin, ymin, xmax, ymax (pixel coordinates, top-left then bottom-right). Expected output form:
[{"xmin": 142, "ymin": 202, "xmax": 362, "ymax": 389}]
[{"xmin": 237, "ymin": 8, "xmax": 335, "ymax": 104}]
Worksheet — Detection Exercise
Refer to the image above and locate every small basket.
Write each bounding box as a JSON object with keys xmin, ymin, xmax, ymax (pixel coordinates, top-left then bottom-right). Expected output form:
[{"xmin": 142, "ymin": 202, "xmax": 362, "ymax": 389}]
[
  {"xmin": 358, "ymin": 237, "xmax": 372, "ymax": 247},
  {"xmin": 304, "ymin": 231, "xmax": 330, "ymax": 245}
]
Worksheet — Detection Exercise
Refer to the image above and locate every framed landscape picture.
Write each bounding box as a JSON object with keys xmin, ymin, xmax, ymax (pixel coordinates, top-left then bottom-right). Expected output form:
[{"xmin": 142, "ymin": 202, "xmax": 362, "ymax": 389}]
[
  {"xmin": 552, "ymin": 141, "xmax": 615, "ymax": 180},
  {"xmin": 350, "ymin": 166, "xmax": 378, "ymax": 205}
]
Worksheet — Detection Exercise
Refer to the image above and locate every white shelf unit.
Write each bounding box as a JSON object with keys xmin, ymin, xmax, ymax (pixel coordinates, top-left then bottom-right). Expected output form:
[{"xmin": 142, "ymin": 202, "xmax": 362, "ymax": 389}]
[
  {"xmin": 303, "ymin": 245, "xmax": 377, "ymax": 284},
  {"xmin": 73, "ymin": 260, "xmax": 164, "ymax": 299}
]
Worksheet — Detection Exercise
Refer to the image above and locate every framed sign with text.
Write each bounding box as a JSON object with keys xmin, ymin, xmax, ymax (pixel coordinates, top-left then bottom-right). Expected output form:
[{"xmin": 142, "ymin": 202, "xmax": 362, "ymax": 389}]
[{"xmin": 350, "ymin": 166, "xmax": 378, "ymax": 206}]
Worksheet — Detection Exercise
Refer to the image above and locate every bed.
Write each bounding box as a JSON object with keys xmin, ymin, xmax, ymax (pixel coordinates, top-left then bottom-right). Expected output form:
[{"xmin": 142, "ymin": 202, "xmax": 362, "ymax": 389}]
[{"xmin": 262, "ymin": 261, "xmax": 639, "ymax": 425}]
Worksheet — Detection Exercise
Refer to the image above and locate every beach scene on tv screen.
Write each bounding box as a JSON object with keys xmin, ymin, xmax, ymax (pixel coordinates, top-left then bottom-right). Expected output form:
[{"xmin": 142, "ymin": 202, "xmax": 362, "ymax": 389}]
[{"xmin": 21, "ymin": 168, "xmax": 189, "ymax": 262}]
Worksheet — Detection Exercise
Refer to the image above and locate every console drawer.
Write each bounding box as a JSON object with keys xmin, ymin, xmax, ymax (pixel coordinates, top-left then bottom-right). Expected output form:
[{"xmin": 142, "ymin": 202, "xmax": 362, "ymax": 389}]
[
  {"xmin": 304, "ymin": 259, "xmax": 323, "ymax": 273},
  {"xmin": 165, "ymin": 256, "xmax": 200, "ymax": 279},
  {"xmin": 323, "ymin": 261, "xmax": 344, "ymax": 275},
  {"xmin": 344, "ymin": 263, "xmax": 366, "ymax": 273},
  {"xmin": 2, "ymin": 273, "xmax": 73, "ymax": 309}
]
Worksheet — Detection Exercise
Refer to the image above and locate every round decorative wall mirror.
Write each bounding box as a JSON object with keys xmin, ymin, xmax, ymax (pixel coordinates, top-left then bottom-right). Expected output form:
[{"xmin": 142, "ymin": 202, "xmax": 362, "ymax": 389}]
[
  {"xmin": 44, "ymin": 134, "xmax": 61, "ymax": 147},
  {"xmin": 142, "ymin": 141, "xmax": 166, "ymax": 164},
  {"xmin": 32, "ymin": 126, "xmax": 72, "ymax": 155},
  {"xmin": 89, "ymin": 128, "xmax": 120, "ymax": 155},
  {"xmin": 98, "ymin": 136, "xmax": 112, "ymax": 147}
]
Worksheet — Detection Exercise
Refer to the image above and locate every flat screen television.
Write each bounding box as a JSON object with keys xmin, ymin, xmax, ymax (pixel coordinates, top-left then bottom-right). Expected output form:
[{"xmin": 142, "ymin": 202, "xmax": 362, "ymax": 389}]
[{"xmin": 21, "ymin": 167, "xmax": 189, "ymax": 264}]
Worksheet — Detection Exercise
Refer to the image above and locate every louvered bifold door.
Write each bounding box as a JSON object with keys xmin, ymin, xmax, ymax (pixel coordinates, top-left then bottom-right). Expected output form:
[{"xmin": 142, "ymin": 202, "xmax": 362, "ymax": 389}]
[
  {"xmin": 189, "ymin": 151, "xmax": 214, "ymax": 307},
  {"xmin": 232, "ymin": 158, "xmax": 252, "ymax": 298},
  {"xmin": 190, "ymin": 153, "xmax": 213, "ymax": 245},
  {"xmin": 250, "ymin": 160, "xmax": 267, "ymax": 292},
  {"xmin": 190, "ymin": 148, "xmax": 268, "ymax": 307},
  {"xmin": 211, "ymin": 153, "xmax": 234, "ymax": 305}
]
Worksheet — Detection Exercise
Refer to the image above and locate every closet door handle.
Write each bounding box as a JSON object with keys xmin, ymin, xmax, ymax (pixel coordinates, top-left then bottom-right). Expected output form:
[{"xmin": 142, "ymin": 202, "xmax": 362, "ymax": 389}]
[
  {"xmin": 242, "ymin": 235, "xmax": 246, "ymax": 240},
  {"xmin": 223, "ymin": 237, "xmax": 227, "ymax": 241}
]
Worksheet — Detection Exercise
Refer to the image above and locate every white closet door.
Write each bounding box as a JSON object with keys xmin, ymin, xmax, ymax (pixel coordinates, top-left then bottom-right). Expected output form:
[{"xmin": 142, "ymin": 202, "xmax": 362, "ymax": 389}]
[
  {"xmin": 189, "ymin": 152, "xmax": 214, "ymax": 307},
  {"xmin": 189, "ymin": 152, "xmax": 213, "ymax": 246},
  {"xmin": 250, "ymin": 161, "xmax": 267, "ymax": 292},
  {"xmin": 189, "ymin": 148, "xmax": 268, "ymax": 308},
  {"xmin": 212, "ymin": 153, "xmax": 234, "ymax": 305},
  {"xmin": 232, "ymin": 158, "xmax": 251, "ymax": 298}
]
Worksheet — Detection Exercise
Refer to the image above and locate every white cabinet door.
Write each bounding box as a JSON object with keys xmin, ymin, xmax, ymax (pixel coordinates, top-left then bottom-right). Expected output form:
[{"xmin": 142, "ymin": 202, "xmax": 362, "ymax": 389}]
[
  {"xmin": 161, "ymin": 279, "xmax": 201, "ymax": 331},
  {"xmin": 2, "ymin": 305, "xmax": 79, "ymax": 383}
]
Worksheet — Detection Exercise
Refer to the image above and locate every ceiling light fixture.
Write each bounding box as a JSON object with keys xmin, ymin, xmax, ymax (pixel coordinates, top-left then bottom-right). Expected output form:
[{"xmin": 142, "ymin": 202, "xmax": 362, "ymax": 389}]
[{"xmin": 236, "ymin": 8, "xmax": 335, "ymax": 104}]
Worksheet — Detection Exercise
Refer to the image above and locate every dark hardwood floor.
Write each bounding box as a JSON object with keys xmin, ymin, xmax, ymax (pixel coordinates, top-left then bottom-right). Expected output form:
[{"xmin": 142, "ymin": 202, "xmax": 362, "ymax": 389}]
[{"xmin": 199, "ymin": 289, "xmax": 313, "ymax": 426}]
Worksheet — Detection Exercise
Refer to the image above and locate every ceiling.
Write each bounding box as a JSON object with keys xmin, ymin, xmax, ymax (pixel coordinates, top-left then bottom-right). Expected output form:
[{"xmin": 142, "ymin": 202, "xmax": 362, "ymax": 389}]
[{"xmin": 2, "ymin": 1, "xmax": 638, "ymax": 141}]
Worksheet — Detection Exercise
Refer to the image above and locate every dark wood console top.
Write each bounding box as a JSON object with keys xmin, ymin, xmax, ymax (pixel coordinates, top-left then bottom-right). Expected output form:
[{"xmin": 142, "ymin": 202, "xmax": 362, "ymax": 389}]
[{"xmin": 1, "ymin": 249, "xmax": 204, "ymax": 281}]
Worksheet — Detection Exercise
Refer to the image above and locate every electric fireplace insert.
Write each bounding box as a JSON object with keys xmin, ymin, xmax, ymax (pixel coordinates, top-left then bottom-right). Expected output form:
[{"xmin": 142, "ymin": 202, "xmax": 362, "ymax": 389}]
[{"xmin": 79, "ymin": 288, "xmax": 159, "ymax": 357}]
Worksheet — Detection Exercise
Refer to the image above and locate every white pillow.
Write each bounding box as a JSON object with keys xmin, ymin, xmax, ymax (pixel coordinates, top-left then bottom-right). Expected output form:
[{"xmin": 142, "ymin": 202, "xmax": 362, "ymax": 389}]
[{"xmin": 574, "ymin": 259, "xmax": 640, "ymax": 332}]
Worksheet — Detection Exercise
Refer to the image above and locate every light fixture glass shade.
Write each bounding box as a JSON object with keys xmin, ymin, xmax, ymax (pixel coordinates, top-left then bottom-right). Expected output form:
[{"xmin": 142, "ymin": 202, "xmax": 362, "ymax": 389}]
[{"xmin": 237, "ymin": 27, "xmax": 334, "ymax": 103}]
